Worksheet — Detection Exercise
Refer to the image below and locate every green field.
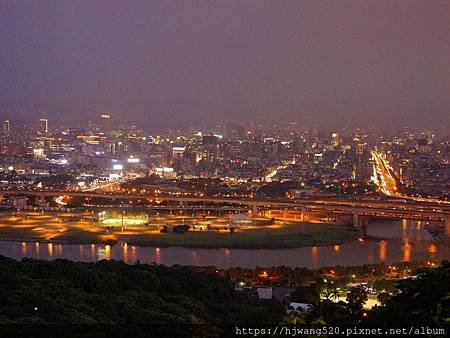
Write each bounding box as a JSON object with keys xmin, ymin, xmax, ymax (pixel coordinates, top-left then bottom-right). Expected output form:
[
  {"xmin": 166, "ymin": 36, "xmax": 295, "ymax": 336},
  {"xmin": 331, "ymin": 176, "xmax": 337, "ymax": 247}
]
[{"xmin": 125, "ymin": 223, "xmax": 358, "ymax": 249}]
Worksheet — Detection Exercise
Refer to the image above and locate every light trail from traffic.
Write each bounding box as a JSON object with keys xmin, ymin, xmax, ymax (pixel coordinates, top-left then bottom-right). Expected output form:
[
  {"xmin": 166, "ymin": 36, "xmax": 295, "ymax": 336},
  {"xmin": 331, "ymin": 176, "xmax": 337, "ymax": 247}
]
[
  {"xmin": 371, "ymin": 150, "xmax": 399, "ymax": 196},
  {"xmin": 55, "ymin": 196, "xmax": 67, "ymax": 206},
  {"xmin": 81, "ymin": 172, "xmax": 141, "ymax": 192},
  {"xmin": 264, "ymin": 158, "xmax": 295, "ymax": 182},
  {"xmin": 371, "ymin": 150, "xmax": 449, "ymax": 205}
]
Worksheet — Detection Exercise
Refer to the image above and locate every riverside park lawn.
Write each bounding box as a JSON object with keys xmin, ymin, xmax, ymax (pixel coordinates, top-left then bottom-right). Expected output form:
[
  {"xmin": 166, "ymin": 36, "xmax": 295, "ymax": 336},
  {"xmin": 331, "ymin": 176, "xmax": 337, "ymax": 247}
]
[
  {"xmin": 124, "ymin": 222, "xmax": 358, "ymax": 249},
  {"xmin": 0, "ymin": 211, "xmax": 358, "ymax": 249}
]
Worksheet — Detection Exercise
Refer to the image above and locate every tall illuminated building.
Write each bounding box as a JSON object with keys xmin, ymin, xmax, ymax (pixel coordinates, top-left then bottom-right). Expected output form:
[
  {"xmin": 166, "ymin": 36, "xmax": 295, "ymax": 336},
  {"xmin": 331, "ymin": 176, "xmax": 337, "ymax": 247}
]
[
  {"xmin": 3, "ymin": 120, "xmax": 10, "ymax": 133},
  {"xmin": 331, "ymin": 132, "xmax": 341, "ymax": 147},
  {"xmin": 356, "ymin": 143, "xmax": 366, "ymax": 156},
  {"xmin": 39, "ymin": 118, "xmax": 48, "ymax": 134},
  {"xmin": 98, "ymin": 113, "xmax": 111, "ymax": 132}
]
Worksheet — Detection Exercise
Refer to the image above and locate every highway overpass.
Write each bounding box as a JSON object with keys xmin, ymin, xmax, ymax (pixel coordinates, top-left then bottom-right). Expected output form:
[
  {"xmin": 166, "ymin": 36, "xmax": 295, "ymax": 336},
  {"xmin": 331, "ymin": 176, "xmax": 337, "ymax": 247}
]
[{"xmin": 2, "ymin": 189, "xmax": 450, "ymax": 232}]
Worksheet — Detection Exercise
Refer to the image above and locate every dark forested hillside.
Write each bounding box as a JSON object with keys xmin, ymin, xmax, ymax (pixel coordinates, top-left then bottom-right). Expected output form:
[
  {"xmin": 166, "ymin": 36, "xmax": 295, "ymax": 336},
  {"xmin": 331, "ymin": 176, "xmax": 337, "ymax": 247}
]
[
  {"xmin": 0, "ymin": 256, "xmax": 283, "ymax": 337},
  {"xmin": 0, "ymin": 256, "xmax": 448, "ymax": 337}
]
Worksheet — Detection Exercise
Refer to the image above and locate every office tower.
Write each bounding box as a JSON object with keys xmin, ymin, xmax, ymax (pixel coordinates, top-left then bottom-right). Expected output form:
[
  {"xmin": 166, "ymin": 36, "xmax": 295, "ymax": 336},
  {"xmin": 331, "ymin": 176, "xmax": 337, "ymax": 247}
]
[
  {"xmin": 39, "ymin": 118, "xmax": 48, "ymax": 134},
  {"xmin": 331, "ymin": 132, "xmax": 341, "ymax": 147},
  {"xmin": 3, "ymin": 120, "xmax": 10, "ymax": 133}
]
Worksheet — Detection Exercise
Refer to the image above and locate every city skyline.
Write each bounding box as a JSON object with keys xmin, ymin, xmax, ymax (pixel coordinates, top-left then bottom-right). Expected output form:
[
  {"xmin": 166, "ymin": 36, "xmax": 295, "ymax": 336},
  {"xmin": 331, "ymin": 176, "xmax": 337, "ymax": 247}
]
[
  {"xmin": 1, "ymin": 1, "xmax": 449, "ymax": 130},
  {"xmin": 0, "ymin": 1, "xmax": 449, "ymax": 332}
]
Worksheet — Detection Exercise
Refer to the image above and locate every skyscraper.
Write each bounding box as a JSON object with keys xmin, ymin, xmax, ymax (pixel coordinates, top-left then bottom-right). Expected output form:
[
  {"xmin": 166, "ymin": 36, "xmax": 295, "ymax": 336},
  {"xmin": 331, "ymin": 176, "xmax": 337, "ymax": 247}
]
[
  {"xmin": 39, "ymin": 118, "xmax": 48, "ymax": 134},
  {"xmin": 3, "ymin": 120, "xmax": 10, "ymax": 133},
  {"xmin": 331, "ymin": 133, "xmax": 341, "ymax": 147}
]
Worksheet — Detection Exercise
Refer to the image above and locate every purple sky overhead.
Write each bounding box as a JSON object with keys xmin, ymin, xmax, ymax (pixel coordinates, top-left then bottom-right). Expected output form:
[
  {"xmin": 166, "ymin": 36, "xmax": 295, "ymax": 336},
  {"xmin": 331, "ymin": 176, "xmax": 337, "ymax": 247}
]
[{"xmin": 0, "ymin": 1, "xmax": 449, "ymax": 129}]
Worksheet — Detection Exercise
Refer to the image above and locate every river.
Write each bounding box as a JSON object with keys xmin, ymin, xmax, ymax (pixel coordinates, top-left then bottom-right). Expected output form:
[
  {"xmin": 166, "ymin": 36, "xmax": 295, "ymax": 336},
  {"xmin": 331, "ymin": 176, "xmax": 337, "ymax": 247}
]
[{"xmin": 0, "ymin": 220, "xmax": 448, "ymax": 268}]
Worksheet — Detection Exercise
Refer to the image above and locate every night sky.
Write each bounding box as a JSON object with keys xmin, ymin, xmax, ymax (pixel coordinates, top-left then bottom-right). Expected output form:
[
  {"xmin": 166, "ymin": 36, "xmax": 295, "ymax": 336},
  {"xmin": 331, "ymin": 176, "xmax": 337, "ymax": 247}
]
[{"xmin": 1, "ymin": 1, "xmax": 449, "ymax": 129}]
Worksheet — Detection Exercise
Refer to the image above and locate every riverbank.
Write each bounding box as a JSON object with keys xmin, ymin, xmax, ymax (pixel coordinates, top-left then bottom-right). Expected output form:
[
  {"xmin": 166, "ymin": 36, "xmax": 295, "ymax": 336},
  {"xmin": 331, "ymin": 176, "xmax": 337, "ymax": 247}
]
[
  {"xmin": 0, "ymin": 210, "xmax": 360, "ymax": 249},
  {"xmin": 0, "ymin": 219, "xmax": 447, "ymax": 268},
  {"xmin": 424, "ymin": 223, "xmax": 450, "ymax": 246},
  {"xmin": 0, "ymin": 222, "xmax": 359, "ymax": 249},
  {"xmin": 123, "ymin": 223, "xmax": 358, "ymax": 249}
]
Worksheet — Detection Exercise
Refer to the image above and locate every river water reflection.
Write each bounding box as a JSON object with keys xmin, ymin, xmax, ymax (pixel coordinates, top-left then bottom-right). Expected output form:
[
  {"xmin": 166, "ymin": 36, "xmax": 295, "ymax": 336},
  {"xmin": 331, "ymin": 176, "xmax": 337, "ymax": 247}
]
[{"xmin": 1, "ymin": 220, "xmax": 449, "ymax": 268}]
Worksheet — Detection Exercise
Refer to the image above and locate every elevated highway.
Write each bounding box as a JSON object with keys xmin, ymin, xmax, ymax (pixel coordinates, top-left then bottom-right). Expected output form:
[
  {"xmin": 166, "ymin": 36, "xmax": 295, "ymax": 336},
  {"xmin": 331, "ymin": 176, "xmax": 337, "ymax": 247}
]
[{"xmin": 2, "ymin": 189, "xmax": 450, "ymax": 230}]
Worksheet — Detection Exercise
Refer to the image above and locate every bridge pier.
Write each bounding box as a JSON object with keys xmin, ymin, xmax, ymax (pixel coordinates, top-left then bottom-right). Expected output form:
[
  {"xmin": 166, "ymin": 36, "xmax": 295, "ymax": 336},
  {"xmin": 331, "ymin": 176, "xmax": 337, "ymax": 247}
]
[
  {"xmin": 352, "ymin": 213, "xmax": 369, "ymax": 227},
  {"xmin": 299, "ymin": 207, "xmax": 311, "ymax": 222},
  {"xmin": 445, "ymin": 216, "xmax": 450, "ymax": 235},
  {"xmin": 36, "ymin": 195, "xmax": 47, "ymax": 207},
  {"xmin": 352, "ymin": 213, "xmax": 369, "ymax": 236},
  {"xmin": 251, "ymin": 203, "xmax": 258, "ymax": 216},
  {"xmin": 352, "ymin": 213, "xmax": 359, "ymax": 228}
]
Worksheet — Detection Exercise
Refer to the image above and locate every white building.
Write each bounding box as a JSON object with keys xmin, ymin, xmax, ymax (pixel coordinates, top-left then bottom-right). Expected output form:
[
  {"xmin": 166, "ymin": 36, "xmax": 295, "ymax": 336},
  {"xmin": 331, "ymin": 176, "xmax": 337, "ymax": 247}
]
[{"xmin": 257, "ymin": 287, "xmax": 273, "ymax": 300}]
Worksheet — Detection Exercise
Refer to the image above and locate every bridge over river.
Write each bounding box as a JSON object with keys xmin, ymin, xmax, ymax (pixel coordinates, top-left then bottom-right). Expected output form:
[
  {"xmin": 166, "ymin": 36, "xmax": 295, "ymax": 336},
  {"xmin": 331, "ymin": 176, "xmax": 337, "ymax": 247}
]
[{"xmin": 2, "ymin": 189, "xmax": 450, "ymax": 233}]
